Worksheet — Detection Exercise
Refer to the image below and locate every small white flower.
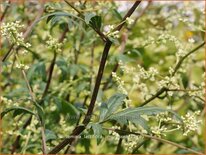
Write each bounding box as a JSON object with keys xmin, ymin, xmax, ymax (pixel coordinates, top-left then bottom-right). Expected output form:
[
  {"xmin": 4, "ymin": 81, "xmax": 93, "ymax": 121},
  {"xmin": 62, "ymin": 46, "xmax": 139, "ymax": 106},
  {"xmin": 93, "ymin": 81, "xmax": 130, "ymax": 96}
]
[
  {"xmin": 126, "ymin": 17, "xmax": 134, "ymax": 25},
  {"xmin": 46, "ymin": 35, "xmax": 63, "ymax": 52},
  {"xmin": 188, "ymin": 38, "xmax": 195, "ymax": 43}
]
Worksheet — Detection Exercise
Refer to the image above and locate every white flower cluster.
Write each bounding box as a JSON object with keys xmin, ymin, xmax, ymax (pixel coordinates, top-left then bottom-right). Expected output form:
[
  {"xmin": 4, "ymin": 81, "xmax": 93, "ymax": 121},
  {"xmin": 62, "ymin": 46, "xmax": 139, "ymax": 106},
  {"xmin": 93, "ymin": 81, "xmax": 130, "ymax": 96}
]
[
  {"xmin": 158, "ymin": 33, "xmax": 187, "ymax": 60},
  {"xmin": 181, "ymin": 111, "xmax": 201, "ymax": 136},
  {"xmin": 151, "ymin": 126, "xmax": 168, "ymax": 137},
  {"xmin": 104, "ymin": 25, "xmax": 120, "ymax": 39},
  {"xmin": 109, "ymin": 126, "xmax": 121, "ymax": 143},
  {"xmin": 46, "ymin": 35, "xmax": 63, "ymax": 52},
  {"xmin": 112, "ymin": 72, "xmax": 128, "ymax": 95},
  {"xmin": 15, "ymin": 63, "xmax": 30, "ymax": 70},
  {"xmin": 119, "ymin": 61, "xmax": 135, "ymax": 74},
  {"xmin": 58, "ymin": 115, "xmax": 74, "ymax": 138},
  {"xmin": 158, "ymin": 76, "xmax": 180, "ymax": 96},
  {"xmin": 126, "ymin": 17, "xmax": 134, "ymax": 25},
  {"xmin": 123, "ymin": 134, "xmax": 141, "ymax": 152},
  {"xmin": 137, "ymin": 65, "xmax": 159, "ymax": 82},
  {"xmin": 1, "ymin": 96, "xmax": 18, "ymax": 106},
  {"xmin": 0, "ymin": 21, "xmax": 31, "ymax": 48}
]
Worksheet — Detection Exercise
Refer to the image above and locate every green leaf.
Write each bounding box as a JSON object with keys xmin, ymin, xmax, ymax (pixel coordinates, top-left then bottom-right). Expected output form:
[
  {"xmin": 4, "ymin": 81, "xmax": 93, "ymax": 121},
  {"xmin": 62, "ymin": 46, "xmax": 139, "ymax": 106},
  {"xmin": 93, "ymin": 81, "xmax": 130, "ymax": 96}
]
[
  {"xmin": 90, "ymin": 123, "xmax": 102, "ymax": 145},
  {"xmin": 89, "ymin": 15, "xmax": 102, "ymax": 31},
  {"xmin": 33, "ymin": 101, "xmax": 45, "ymax": 125},
  {"xmin": 45, "ymin": 129, "xmax": 57, "ymax": 142},
  {"xmin": 107, "ymin": 106, "xmax": 183, "ymax": 132},
  {"xmin": 85, "ymin": 13, "xmax": 96, "ymax": 24},
  {"xmin": 27, "ymin": 61, "xmax": 46, "ymax": 81},
  {"xmin": 129, "ymin": 116, "xmax": 151, "ymax": 133},
  {"xmin": 1, "ymin": 107, "xmax": 35, "ymax": 118},
  {"xmin": 99, "ymin": 93, "xmax": 127, "ymax": 122},
  {"xmin": 112, "ymin": 9, "xmax": 123, "ymax": 20}
]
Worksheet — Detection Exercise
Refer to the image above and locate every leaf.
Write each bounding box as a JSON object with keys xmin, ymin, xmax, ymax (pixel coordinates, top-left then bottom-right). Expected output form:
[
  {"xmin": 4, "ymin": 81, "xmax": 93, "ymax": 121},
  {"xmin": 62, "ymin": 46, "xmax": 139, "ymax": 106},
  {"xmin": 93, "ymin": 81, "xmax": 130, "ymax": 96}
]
[
  {"xmin": 90, "ymin": 123, "xmax": 103, "ymax": 145},
  {"xmin": 84, "ymin": 13, "xmax": 96, "ymax": 24},
  {"xmin": 46, "ymin": 15, "xmax": 55, "ymax": 23},
  {"xmin": 106, "ymin": 93, "xmax": 127, "ymax": 118},
  {"xmin": 1, "ymin": 107, "xmax": 35, "ymax": 119},
  {"xmin": 129, "ymin": 116, "xmax": 151, "ymax": 133},
  {"xmin": 107, "ymin": 106, "xmax": 183, "ymax": 132},
  {"xmin": 112, "ymin": 9, "xmax": 123, "ymax": 20},
  {"xmin": 89, "ymin": 15, "xmax": 102, "ymax": 31},
  {"xmin": 45, "ymin": 129, "xmax": 57, "ymax": 142},
  {"xmin": 33, "ymin": 101, "xmax": 45, "ymax": 125},
  {"xmin": 27, "ymin": 61, "xmax": 46, "ymax": 81},
  {"xmin": 99, "ymin": 93, "xmax": 127, "ymax": 122}
]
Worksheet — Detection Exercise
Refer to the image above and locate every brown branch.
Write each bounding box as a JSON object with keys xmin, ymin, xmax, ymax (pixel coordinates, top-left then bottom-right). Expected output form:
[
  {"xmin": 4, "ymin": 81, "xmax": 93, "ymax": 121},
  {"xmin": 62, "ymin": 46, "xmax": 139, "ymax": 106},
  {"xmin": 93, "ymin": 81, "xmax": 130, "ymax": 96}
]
[
  {"xmin": 103, "ymin": 1, "xmax": 151, "ymax": 90},
  {"xmin": 48, "ymin": 1, "xmax": 141, "ymax": 154},
  {"xmin": 0, "ymin": 0, "xmax": 11, "ymax": 22}
]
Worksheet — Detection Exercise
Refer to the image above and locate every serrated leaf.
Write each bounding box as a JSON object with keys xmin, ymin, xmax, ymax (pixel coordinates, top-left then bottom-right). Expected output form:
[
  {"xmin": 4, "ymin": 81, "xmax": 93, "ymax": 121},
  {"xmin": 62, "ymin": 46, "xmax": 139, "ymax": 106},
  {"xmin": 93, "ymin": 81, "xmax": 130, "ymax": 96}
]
[
  {"xmin": 1, "ymin": 107, "xmax": 35, "ymax": 119},
  {"xmin": 130, "ymin": 116, "xmax": 151, "ymax": 133},
  {"xmin": 99, "ymin": 93, "xmax": 127, "ymax": 122},
  {"xmin": 99, "ymin": 102, "xmax": 108, "ymax": 122},
  {"xmin": 107, "ymin": 106, "xmax": 183, "ymax": 131},
  {"xmin": 90, "ymin": 123, "xmax": 102, "ymax": 145}
]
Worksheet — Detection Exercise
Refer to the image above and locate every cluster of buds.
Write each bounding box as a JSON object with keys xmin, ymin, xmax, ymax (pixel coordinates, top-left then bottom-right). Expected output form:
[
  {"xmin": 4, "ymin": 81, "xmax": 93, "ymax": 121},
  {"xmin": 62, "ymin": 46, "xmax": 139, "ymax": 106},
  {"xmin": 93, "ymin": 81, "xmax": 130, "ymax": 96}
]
[{"xmin": 0, "ymin": 21, "xmax": 31, "ymax": 48}]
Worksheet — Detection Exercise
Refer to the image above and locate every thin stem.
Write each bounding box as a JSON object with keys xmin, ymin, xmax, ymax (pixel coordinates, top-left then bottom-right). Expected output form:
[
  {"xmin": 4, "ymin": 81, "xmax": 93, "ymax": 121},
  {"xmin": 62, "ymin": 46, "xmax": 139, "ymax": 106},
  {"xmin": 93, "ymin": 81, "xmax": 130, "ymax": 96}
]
[
  {"xmin": 15, "ymin": 54, "xmax": 47, "ymax": 154},
  {"xmin": 105, "ymin": 127, "xmax": 204, "ymax": 155},
  {"xmin": 0, "ymin": 0, "xmax": 11, "ymax": 22},
  {"xmin": 172, "ymin": 42, "xmax": 205, "ymax": 76}
]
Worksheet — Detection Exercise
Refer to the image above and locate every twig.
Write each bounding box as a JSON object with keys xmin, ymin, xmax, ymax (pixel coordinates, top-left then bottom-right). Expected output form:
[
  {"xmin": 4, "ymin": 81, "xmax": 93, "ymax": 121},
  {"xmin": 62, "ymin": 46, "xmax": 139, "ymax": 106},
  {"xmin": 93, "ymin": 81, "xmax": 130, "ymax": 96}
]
[
  {"xmin": 10, "ymin": 27, "xmax": 69, "ymax": 154},
  {"xmin": 105, "ymin": 127, "xmax": 204, "ymax": 155},
  {"xmin": 139, "ymin": 41, "xmax": 205, "ymax": 107},
  {"xmin": 15, "ymin": 54, "xmax": 47, "ymax": 154},
  {"xmin": 172, "ymin": 42, "xmax": 205, "ymax": 76},
  {"xmin": 64, "ymin": 0, "xmax": 107, "ymax": 42},
  {"xmin": 48, "ymin": 1, "xmax": 141, "ymax": 154},
  {"xmin": 0, "ymin": 0, "xmax": 11, "ymax": 22}
]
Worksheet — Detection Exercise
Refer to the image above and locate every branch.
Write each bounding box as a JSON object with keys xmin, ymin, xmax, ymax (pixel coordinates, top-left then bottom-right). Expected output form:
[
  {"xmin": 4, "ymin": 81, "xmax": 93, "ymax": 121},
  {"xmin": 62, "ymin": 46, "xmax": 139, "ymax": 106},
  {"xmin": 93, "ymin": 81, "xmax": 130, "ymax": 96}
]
[
  {"xmin": 15, "ymin": 54, "xmax": 47, "ymax": 154},
  {"xmin": 48, "ymin": 1, "xmax": 141, "ymax": 154},
  {"xmin": 103, "ymin": 1, "xmax": 151, "ymax": 90},
  {"xmin": 0, "ymin": 0, "xmax": 11, "ymax": 22},
  {"xmin": 172, "ymin": 41, "xmax": 205, "ymax": 76},
  {"xmin": 64, "ymin": 0, "xmax": 107, "ymax": 42},
  {"xmin": 105, "ymin": 127, "xmax": 204, "ymax": 155},
  {"xmin": 139, "ymin": 41, "xmax": 205, "ymax": 107}
]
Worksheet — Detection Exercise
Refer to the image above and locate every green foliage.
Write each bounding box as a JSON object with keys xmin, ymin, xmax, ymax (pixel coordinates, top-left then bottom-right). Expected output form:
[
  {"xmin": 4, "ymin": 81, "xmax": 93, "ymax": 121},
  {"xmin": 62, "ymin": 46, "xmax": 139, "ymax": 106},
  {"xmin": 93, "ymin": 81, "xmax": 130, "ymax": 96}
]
[
  {"xmin": 1, "ymin": 106, "xmax": 35, "ymax": 118},
  {"xmin": 0, "ymin": 1, "xmax": 204, "ymax": 154}
]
